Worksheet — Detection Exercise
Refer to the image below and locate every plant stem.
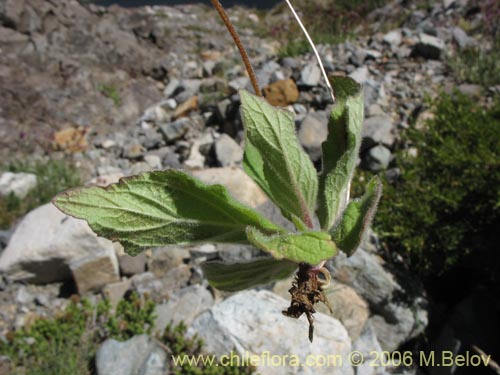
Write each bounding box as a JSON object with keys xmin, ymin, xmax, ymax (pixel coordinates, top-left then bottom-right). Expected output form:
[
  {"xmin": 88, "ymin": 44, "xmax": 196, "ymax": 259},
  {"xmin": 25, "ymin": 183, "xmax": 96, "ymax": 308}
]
[
  {"xmin": 284, "ymin": 0, "xmax": 335, "ymax": 102},
  {"xmin": 210, "ymin": 0, "xmax": 262, "ymax": 97}
]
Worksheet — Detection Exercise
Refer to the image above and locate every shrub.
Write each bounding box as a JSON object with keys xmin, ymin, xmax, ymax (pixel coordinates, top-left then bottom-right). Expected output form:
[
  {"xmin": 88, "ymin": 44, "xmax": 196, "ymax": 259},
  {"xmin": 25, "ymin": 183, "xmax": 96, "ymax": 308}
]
[
  {"xmin": 374, "ymin": 93, "xmax": 500, "ymax": 294},
  {"xmin": 0, "ymin": 293, "xmax": 155, "ymax": 375}
]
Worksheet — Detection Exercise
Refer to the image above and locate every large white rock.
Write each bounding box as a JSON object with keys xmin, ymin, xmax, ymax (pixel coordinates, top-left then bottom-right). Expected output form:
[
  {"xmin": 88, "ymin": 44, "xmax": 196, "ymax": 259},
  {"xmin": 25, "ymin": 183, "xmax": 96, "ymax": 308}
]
[
  {"xmin": 0, "ymin": 172, "xmax": 37, "ymax": 199},
  {"xmin": 0, "ymin": 203, "xmax": 118, "ymax": 283},
  {"xmin": 189, "ymin": 290, "xmax": 353, "ymax": 375},
  {"xmin": 96, "ymin": 335, "xmax": 167, "ymax": 375}
]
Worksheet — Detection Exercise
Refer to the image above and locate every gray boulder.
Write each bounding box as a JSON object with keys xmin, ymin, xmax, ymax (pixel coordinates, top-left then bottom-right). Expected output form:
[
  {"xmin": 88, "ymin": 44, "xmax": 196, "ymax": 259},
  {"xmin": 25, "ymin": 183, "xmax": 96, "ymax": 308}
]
[
  {"xmin": 413, "ymin": 33, "xmax": 445, "ymax": 59},
  {"xmin": 189, "ymin": 290, "xmax": 353, "ymax": 375},
  {"xmin": 215, "ymin": 134, "xmax": 243, "ymax": 167},
  {"xmin": 96, "ymin": 335, "xmax": 168, "ymax": 375},
  {"xmin": 0, "ymin": 172, "xmax": 37, "ymax": 199},
  {"xmin": 300, "ymin": 62, "xmax": 321, "ymax": 87},
  {"xmin": 154, "ymin": 284, "xmax": 214, "ymax": 333},
  {"xmin": 364, "ymin": 145, "xmax": 392, "ymax": 171},
  {"xmin": 362, "ymin": 116, "xmax": 395, "ymax": 149},
  {"xmin": 328, "ymin": 248, "xmax": 428, "ymax": 351},
  {"xmin": 0, "ymin": 203, "xmax": 118, "ymax": 283}
]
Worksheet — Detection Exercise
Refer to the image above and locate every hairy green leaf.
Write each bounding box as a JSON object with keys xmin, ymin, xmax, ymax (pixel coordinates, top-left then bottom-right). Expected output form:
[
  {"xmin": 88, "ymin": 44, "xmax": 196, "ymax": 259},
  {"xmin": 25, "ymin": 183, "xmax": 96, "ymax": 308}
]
[
  {"xmin": 246, "ymin": 227, "xmax": 337, "ymax": 265},
  {"xmin": 317, "ymin": 76, "xmax": 364, "ymax": 231},
  {"xmin": 53, "ymin": 170, "xmax": 285, "ymax": 255},
  {"xmin": 201, "ymin": 257, "xmax": 297, "ymax": 292},
  {"xmin": 240, "ymin": 90, "xmax": 318, "ymax": 229},
  {"xmin": 331, "ymin": 176, "xmax": 382, "ymax": 256}
]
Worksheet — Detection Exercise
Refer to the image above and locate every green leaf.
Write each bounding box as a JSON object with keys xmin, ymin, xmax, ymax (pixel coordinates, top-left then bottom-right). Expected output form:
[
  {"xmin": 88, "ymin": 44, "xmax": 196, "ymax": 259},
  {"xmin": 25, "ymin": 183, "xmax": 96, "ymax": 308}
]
[
  {"xmin": 331, "ymin": 176, "xmax": 382, "ymax": 256},
  {"xmin": 246, "ymin": 227, "xmax": 337, "ymax": 265},
  {"xmin": 53, "ymin": 170, "xmax": 285, "ymax": 256},
  {"xmin": 317, "ymin": 76, "xmax": 364, "ymax": 231},
  {"xmin": 201, "ymin": 257, "xmax": 297, "ymax": 292},
  {"xmin": 240, "ymin": 90, "xmax": 318, "ymax": 229}
]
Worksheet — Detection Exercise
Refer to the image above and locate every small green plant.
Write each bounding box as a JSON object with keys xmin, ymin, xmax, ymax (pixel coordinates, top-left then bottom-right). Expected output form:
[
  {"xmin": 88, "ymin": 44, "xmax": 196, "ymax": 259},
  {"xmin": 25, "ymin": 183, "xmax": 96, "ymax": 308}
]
[
  {"xmin": 105, "ymin": 292, "xmax": 156, "ymax": 341},
  {"xmin": 161, "ymin": 322, "xmax": 254, "ymax": 375},
  {"xmin": 0, "ymin": 159, "xmax": 83, "ymax": 229},
  {"xmin": 52, "ymin": 1, "xmax": 381, "ymax": 343},
  {"xmin": 97, "ymin": 83, "xmax": 122, "ymax": 107}
]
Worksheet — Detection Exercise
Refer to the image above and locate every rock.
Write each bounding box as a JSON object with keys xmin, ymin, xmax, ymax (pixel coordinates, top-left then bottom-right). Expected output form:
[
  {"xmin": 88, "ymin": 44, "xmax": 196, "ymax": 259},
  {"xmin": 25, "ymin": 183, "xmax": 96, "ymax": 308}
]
[
  {"xmin": 328, "ymin": 248, "xmax": 428, "ymax": 351},
  {"xmin": 320, "ymin": 284, "xmax": 369, "ymax": 341},
  {"xmin": 123, "ymin": 143, "xmax": 144, "ymax": 159},
  {"xmin": 96, "ymin": 335, "xmax": 167, "ymax": 375},
  {"xmin": 163, "ymin": 78, "xmax": 180, "ymax": 98},
  {"xmin": 189, "ymin": 290, "xmax": 353, "ymax": 375},
  {"xmin": 192, "ymin": 167, "xmax": 268, "ymax": 209},
  {"xmin": 349, "ymin": 66, "xmax": 370, "ymax": 84},
  {"xmin": 457, "ymin": 84, "xmax": 482, "ymax": 98},
  {"xmin": 15, "ymin": 286, "xmax": 34, "ymax": 305},
  {"xmin": 147, "ymin": 247, "xmax": 190, "ymax": 278},
  {"xmin": 0, "ymin": 229, "xmax": 12, "ymax": 251},
  {"xmin": 183, "ymin": 140, "xmax": 206, "ymax": 169},
  {"xmin": 0, "ymin": 172, "xmax": 37, "ymax": 199},
  {"xmin": 141, "ymin": 129, "xmax": 163, "ymax": 150},
  {"xmin": 214, "ymin": 134, "xmax": 243, "ymax": 167},
  {"xmin": 102, "ymin": 279, "xmax": 132, "ymax": 309},
  {"xmin": 228, "ymin": 76, "xmax": 250, "ymax": 93},
  {"xmin": 383, "ymin": 30, "xmax": 402, "ymax": 46},
  {"xmin": 364, "ymin": 145, "xmax": 391, "ymax": 171},
  {"xmin": 300, "ymin": 62, "xmax": 321, "ymax": 87},
  {"xmin": 298, "ymin": 112, "xmax": 328, "ymax": 161},
  {"xmin": 352, "ymin": 322, "xmax": 385, "ymax": 375},
  {"xmin": 53, "ymin": 127, "xmax": 89, "ymax": 152},
  {"xmin": 131, "ymin": 267, "xmax": 191, "ymax": 303},
  {"xmin": 362, "ymin": 116, "xmax": 395, "ymax": 148},
  {"xmin": 159, "ymin": 118, "xmax": 189, "ymax": 143},
  {"xmin": 118, "ymin": 252, "xmax": 147, "ymax": 276},
  {"xmin": 154, "ymin": 285, "xmax": 214, "ymax": 332},
  {"xmin": 369, "ymin": 302, "xmax": 428, "ymax": 352},
  {"xmin": 262, "ymin": 79, "xmax": 300, "ymax": 107},
  {"xmin": 0, "ymin": 203, "xmax": 117, "ymax": 283},
  {"xmin": 452, "ymin": 27, "xmax": 474, "ymax": 49},
  {"xmin": 144, "ymin": 154, "xmax": 162, "ymax": 170},
  {"xmin": 128, "ymin": 162, "xmax": 152, "ymax": 176},
  {"xmin": 174, "ymin": 95, "xmax": 198, "ymax": 118},
  {"xmin": 255, "ymin": 60, "xmax": 281, "ymax": 88},
  {"xmin": 413, "ymin": 33, "xmax": 445, "ymax": 59},
  {"xmin": 70, "ymin": 248, "xmax": 120, "ymax": 294},
  {"xmin": 175, "ymin": 80, "xmax": 201, "ymax": 103}
]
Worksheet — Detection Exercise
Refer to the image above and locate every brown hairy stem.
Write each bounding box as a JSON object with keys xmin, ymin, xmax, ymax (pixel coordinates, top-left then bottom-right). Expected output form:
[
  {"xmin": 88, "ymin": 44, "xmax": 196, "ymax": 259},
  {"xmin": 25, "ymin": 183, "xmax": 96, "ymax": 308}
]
[{"xmin": 210, "ymin": 0, "xmax": 262, "ymax": 96}]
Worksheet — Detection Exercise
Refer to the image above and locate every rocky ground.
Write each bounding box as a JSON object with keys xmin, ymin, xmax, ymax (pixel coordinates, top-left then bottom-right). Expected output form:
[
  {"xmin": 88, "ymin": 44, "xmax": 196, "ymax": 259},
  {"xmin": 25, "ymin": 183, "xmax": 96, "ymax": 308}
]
[{"xmin": 0, "ymin": 0, "xmax": 497, "ymax": 374}]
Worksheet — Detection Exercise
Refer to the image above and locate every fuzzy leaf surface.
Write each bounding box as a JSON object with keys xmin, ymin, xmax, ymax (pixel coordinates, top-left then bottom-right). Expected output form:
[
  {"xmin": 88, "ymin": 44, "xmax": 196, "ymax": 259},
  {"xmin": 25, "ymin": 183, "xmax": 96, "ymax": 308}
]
[
  {"xmin": 317, "ymin": 76, "xmax": 364, "ymax": 231},
  {"xmin": 246, "ymin": 227, "xmax": 337, "ymax": 265},
  {"xmin": 53, "ymin": 170, "xmax": 285, "ymax": 255},
  {"xmin": 240, "ymin": 90, "xmax": 318, "ymax": 228},
  {"xmin": 331, "ymin": 176, "xmax": 382, "ymax": 256},
  {"xmin": 201, "ymin": 257, "xmax": 297, "ymax": 292}
]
